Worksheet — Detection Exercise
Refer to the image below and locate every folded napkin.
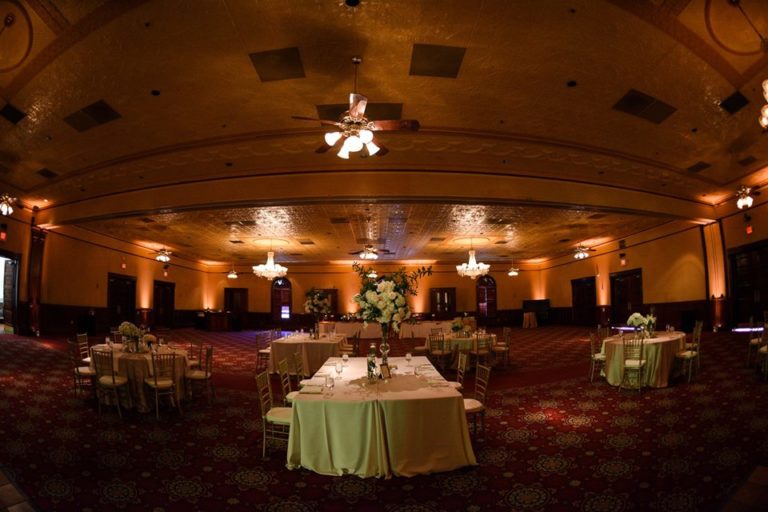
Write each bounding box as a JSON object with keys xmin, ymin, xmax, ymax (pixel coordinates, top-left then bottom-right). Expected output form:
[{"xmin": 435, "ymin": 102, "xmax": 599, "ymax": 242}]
[
  {"xmin": 300, "ymin": 377, "xmax": 327, "ymax": 387},
  {"xmin": 299, "ymin": 386, "xmax": 323, "ymax": 394}
]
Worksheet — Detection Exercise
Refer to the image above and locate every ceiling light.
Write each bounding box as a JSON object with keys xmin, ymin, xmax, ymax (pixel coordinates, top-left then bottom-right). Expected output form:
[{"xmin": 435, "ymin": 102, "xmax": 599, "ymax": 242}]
[
  {"xmin": 365, "ymin": 141, "xmax": 380, "ymax": 156},
  {"xmin": 359, "ymin": 245, "xmax": 379, "ymax": 260},
  {"xmin": 574, "ymin": 245, "xmax": 590, "ymax": 260},
  {"xmin": 0, "ymin": 194, "xmax": 15, "ymax": 216},
  {"xmin": 253, "ymin": 251, "xmax": 288, "ymax": 280},
  {"xmin": 737, "ymin": 185, "xmax": 754, "ymax": 209},
  {"xmin": 155, "ymin": 248, "xmax": 171, "ymax": 263},
  {"xmin": 367, "ymin": 270, "xmax": 377, "ymax": 279},
  {"xmin": 324, "ymin": 131, "xmax": 342, "ymax": 146},
  {"xmin": 227, "ymin": 266, "xmax": 238, "ymax": 279},
  {"xmin": 457, "ymin": 249, "xmax": 490, "ymax": 279},
  {"xmin": 507, "ymin": 258, "xmax": 519, "ymax": 277}
]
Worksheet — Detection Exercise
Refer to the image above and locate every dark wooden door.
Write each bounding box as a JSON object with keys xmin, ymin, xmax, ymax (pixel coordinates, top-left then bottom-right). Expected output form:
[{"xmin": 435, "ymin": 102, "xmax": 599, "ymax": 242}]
[
  {"xmin": 610, "ymin": 269, "xmax": 643, "ymax": 326},
  {"xmin": 571, "ymin": 276, "xmax": 597, "ymax": 326},
  {"xmin": 153, "ymin": 280, "xmax": 175, "ymax": 329},
  {"xmin": 476, "ymin": 276, "xmax": 497, "ymax": 318},
  {"xmin": 2, "ymin": 257, "xmax": 18, "ymax": 332},
  {"xmin": 225, "ymin": 288, "xmax": 248, "ymax": 330},
  {"xmin": 429, "ymin": 288, "xmax": 456, "ymax": 319},
  {"xmin": 107, "ymin": 273, "xmax": 136, "ymax": 328},
  {"xmin": 730, "ymin": 242, "xmax": 768, "ymax": 324}
]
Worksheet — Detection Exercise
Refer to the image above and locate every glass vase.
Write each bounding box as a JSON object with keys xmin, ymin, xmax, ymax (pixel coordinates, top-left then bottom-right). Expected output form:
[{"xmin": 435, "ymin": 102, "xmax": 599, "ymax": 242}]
[{"xmin": 379, "ymin": 323, "xmax": 390, "ymax": 365}]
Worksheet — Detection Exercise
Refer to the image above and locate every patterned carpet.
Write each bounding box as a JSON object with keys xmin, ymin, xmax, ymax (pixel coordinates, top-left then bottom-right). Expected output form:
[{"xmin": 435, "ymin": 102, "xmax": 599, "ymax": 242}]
[{"xmin": 0, "ymin": 327, "xmax": 766, "ymax": 511}]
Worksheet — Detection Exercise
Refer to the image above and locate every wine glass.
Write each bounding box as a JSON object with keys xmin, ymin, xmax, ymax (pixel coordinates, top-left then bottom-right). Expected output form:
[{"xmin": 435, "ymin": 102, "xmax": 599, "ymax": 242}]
[
  {"xmin": 335, "ymin": 362, "xmax": 343, "ymax": 379},
  {"xmin": 342, "ymin": 353, "xmax": 349, "ymax": 366},
  {"xmin": 405, "ymin": 352, "xmax": 412, "ymax": 366}
]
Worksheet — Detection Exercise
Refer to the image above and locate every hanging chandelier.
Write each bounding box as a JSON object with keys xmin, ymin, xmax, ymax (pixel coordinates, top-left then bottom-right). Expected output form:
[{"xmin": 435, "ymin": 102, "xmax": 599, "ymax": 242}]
[
  {"xmin": 507, "ymin": 258, "xmax": 519, "ymax": 277},
  {"xmin": 456, "ymin": 249, "xmax": 490, "ymax": 279},
  {"xmin": 155, "ymin": 248, "xmax": 171, "ymax": 263},
  {"xmin": 253, "ymin": 251, "xmax": 288, "ymax": 280},
  {"xmin": 0, "ymin": 194, "xmax": 15, "ymax": 216},
  {"xmin": 736, "ymin": 185, "xmax": 754, "ymax": 209},
  {"xmin": 574, "ymin": 245, "xmax": 590, "ymax": 260},
  {"xmin": 227, "ymin": 265, "xmax": 238, "ymax": 279}
]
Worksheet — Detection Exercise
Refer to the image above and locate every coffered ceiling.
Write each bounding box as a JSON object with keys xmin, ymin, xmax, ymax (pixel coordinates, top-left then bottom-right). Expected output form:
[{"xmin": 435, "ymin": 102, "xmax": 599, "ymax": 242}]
[{"xmin": 1, "ymin": 0, "xmax": 768, "ymax": 265}]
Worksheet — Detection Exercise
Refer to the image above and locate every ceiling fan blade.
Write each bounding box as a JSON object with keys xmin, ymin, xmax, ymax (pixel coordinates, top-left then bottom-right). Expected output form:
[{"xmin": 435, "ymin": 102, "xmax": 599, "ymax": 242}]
[
  {"xmin": 349, "ymin": 93, "xmax": 368, "ymax": 118},
  {"xmin": 370, "ymin": 119, "xmax": 420, "ymax": 131},
  {"xmin": 291, "ymin": 115, "xmax": 341, "ymax": 127},
  {"xmin": 315, "ymin": 142, "xmax": 333, "ymax": 154}
]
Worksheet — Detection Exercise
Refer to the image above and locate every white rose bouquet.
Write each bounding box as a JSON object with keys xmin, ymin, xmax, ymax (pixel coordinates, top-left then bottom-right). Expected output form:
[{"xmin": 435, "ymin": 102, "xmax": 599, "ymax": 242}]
[
  {"xmin": 626, "ymin": 312, "xmax": 656, "ymax": 336},
  {"xmin": 304, "ymin": 288, "xmax": 332, "ymax": 319}
]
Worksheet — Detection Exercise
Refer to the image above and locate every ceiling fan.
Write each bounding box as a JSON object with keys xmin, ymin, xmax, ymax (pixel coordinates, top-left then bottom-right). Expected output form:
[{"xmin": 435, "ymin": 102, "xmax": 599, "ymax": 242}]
[
  {"xmin": 292, "ymin": 57, "xmax": 420, "ymax": 158},
  {"xmin": 349, "ymin": 244, "xmax": 393, "ymax": 259}
]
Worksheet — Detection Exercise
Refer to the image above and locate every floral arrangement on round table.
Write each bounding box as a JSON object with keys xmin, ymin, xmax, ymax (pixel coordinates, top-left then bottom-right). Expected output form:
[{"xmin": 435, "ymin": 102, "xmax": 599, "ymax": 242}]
[
  {"xmin": 304, "ymin": 288, "xmax": 332, "ymax": 337},
  {"xmin": 626, "ymin": 312, "xmax": 656, "ymax": 338},
  {"xmin": 352, "ymin": 262, "xmax": 432, "ymax": 365},
  {"xmin": 118, "ymin": 321, "xmax": 146, "ymax": 352}
]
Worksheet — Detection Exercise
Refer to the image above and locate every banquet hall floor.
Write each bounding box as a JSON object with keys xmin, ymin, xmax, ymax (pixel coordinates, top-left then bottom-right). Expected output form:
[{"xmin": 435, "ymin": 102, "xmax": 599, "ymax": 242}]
[{"xmin": 0, "ymin": 326, "xmax": 766, "ymax": 511}]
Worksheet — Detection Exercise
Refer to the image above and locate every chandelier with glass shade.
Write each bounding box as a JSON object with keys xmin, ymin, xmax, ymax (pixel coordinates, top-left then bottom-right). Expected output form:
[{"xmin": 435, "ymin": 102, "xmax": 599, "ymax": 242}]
[
  {"xmin": 253, "ymin": 251, "xmax": 288, "ymax": 280},
  {"xmin": 457, "ymin": 248, "xmax": 490, "ymax": 279}
]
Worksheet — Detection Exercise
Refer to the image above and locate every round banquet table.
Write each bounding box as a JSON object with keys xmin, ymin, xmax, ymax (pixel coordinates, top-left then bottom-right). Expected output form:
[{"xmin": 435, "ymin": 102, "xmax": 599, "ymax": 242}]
[
  {"xmin": 90, "ymin": 344, "xmax": 188, "ymax": 413},
  {"xmin": 602, "ymin": 332, "xmax": 685, "ymax": 388}
]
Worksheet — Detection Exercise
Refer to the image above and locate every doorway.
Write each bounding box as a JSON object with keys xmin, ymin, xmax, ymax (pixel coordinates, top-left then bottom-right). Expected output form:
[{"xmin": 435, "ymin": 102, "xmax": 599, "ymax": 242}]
[
  {"xmin": 0, "ymin": 252, "xmax": 19, "ymax": 334},
  {"xmin": 153, "ymin": 280, "xmax": 175, "ymax": 329},
  {"xmin": 729, "ymin": 240, "xmax": 768, "ymax": 324},
  {"xmin": 571, "ymin": 276, "xmax": 597, "ymax": 326},
  {"xmin": 476, "ymin": 275, "xmax": 497, "ymax": 318},
  {"xmin": 429, "ymin": 288, "xmax": 456, "ymax": 319},
  {"xmin": 225, "ymin": 288, "xmax": 249, "ymax": 330},
  {"xmin": 610, "ymin": 269, "xmax": 643, "ymax": 326},
  {"xmin": 271, "ymin": 278, "xmax": 292, "ymax": 323},
  {"xmin": 107, "ymin": 273, "xmax": 136, "ymax": 328}
]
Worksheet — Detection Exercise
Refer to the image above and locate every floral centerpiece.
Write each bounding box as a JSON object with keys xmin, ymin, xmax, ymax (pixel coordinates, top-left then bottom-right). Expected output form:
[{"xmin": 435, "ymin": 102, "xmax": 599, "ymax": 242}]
[
  {"xmin": 451, "ymin": 317, "xmax": 464, "ymax": 333},
  {"xmin": 304, "ymin": 287, "xmax": 332, "ymax": 337},
  {"xmin": 626, "ymin": 312, "xmax": 656, "ymax": 338},
  {"xmin": 352, "ymin": 262, "xmax": 432, "ymax": 365},
  {"xmin": 118, "ymin": 321, "xmax": 144, "ymax": 352}
]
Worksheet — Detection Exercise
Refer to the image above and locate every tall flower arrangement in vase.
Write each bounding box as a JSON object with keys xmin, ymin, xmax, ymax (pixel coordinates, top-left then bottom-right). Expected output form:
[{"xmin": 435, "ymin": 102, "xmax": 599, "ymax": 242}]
[
  {"xmin": 352, "ymin": 262, "xmax": 432, "ymax": 365},
  {"xmin": 626, "ymin": 312, "xmax": 656, "ymax": 339},
  {"xmin": 304, "ymin": 288, "xmax": 332, "ymax": 336}
]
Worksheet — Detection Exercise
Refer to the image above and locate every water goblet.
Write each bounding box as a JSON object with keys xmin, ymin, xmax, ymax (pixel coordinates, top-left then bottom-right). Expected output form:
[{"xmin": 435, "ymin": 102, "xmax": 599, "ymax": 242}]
[
  {"xmin": 405, "ymin": 352, "xmax": 412, "ymax": 366},
  {"xmin": 335, "ymin": 362, "xmax": 343, "ymax": 379},
  {"xmin": 342, "ymin": 353, "xmax": 349, "ymax": 366}
]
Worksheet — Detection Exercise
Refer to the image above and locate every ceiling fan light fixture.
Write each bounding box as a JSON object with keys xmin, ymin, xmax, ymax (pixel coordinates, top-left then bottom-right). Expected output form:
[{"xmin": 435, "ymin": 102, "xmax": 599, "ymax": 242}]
[
  {"xmin": 0, "ymin": 194, "xmax": 15, "ymax": 216},
  {"xmin": 337, "ymin": 146, "xmax": 351, "ymax": 159},
  {"xmin": 365, "ymin": 141, "xmax": 380, "ymax": 156},
  {"xmin": 737, "ymin": 185, "xmax": 754, "ymax": 209},
  {"xmin": 359, "ymin": 246, "xmax": 379, "ymax": 260},
  {"xmin": 345, "ymin": 134, "xmax": 363, "ymax": 152},
  {"xmin": 156, "ymin": 248, "xmax": 172, "ymax": 263},
  {"xmin": 253, "ymin": 250, "xmax": 288, "ymax": 280},
  {"xmin": 456, "ymin": 249, "xmax": 490, "ymax": 279},
  {"xmin": 507, "ymin": 267, "xmax": 519, "ymax": 277},
  {"xmin": 760, "ymin": 116, "xmax": 768, "ymax": 129},
  {"xmin": 574, "ymin": 246, "xmax": 590, "ymax": 260},
  {"xmin": 324, "ymin": 131, "xmax": 343, "ymax": 146},
  {"xmin": 366, "ymin": 270, "xmax": 378, "ymax": 279},
  {"xmin": 359, "ymin": 129, "xmax": 374, "ymax": 143},
  {"xmin": 227, "ymin": 266, "xmax": 238, "ymax": 279}
]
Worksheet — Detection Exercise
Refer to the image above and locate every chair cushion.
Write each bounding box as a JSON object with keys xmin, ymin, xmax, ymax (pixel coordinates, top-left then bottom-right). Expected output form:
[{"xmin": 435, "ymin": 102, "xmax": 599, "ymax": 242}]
[
  {"xmin": 186, "ymin": 369, "xmax": 210, "ymax": 380},
  {"xmin": 285, "ymin": 391, "xmax": 299, "ymax": 402},
  {"xmin": 758, "ymin": 345, "xmax": 767, "ymax": 354},
  {"xmin": 258, "ymin": 347, "xmax": 271, "ymax": 354},
  {"xmin": 430, "ymin": 350, "xmax": 449, "ymax": 356},
  {"xmin": 492, "ymin": 346, "xmax": 509, "ymax": 352},
  {"xmin": 412, "ymin": 346, "xmax": 428, "ymax": 353},
  {"xmin": 144, "ymin": 377, "xmax": 174, "ymax": 389},
  {"xmin": 81, "ymin": 357, "xmax": 91, "ymax": 365},
  {"xmin": 676, "ymin": 350, "xmax": 697, "ymax": 359},
  {"xmin": 592, "ymin": 353, "xmax": 606, "ymax": 361},
  {"xmin": 266, "ymin": 407, "xmax": 293, "ymax": 425},
  {"xmin": 98, "ymin": 375, "xmax": 128, "ymax": 387},
  {"xmin": 624, "ymin": 359, "xmax": 646, "ymax": 368},
  {"xmin": 76, "ymin": 366, "xmax": 96, "ymax": 376},
  {"xmin": 463, "ymin": 398, "xmax": 484, "ymax": 413}
]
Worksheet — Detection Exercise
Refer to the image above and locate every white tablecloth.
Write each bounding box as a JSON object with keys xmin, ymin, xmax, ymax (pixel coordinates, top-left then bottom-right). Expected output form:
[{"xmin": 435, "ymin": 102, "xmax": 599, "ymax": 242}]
[
  {"xmin": 269, "ymin": 333, "xmax": 345, "ymax": 376},
  {"xmin": 400, "ymin": 321, "xmax": 454, "ymax": 339},
  {"xmin": 332, "ymin": 322, "xmax": 382, "ymax": 339},
  {"xmin": 602, "ymin": 332, "xmax": 685, "ymax": 388},
  {"xmin": 286, "ymin": 356, "xmax": 476, "ymax": 478},
  {"xmin": 90, "ymin": 343, "xmax": 188, "ymax": 413}
]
